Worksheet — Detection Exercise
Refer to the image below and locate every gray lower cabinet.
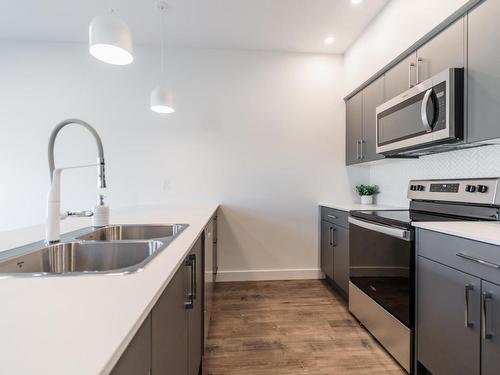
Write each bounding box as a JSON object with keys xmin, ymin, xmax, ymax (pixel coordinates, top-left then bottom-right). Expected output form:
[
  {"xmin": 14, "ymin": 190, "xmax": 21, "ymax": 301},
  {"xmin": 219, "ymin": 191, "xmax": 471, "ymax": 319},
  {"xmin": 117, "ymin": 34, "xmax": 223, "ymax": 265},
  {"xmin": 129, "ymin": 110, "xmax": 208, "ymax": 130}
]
[
  {"xmin": 417, "ymin": 229, "xmax": 500, "ymax": 375},
  {"xmin": 111, "ymin": 315, "xmax": 152, "ymax": 375},
  {"xmin": 482, "ymin": 280, "xmax": 500, "ymax": 375},
  {"xmin": 332, "ymin": 225, "xmax": 349, "ymax": 294},
  {"xmin": 152, "ymin": 259, "xmax": 189, "ymax": 375},
  {"xmin": 384, "ymin": 53, "xmax": 417, "ymax": 101},
  {"xmin": 417, "ymin": 256, "xmax": 480, "ymax": 375},
  {"xmin": 204, "ymin": 216, "xmax": 216, "ymax": 350},
  {"xmin": 320, "ymin": 220, "xmax": 334, "ymax": 280},
  {"xmin": 112, "ymin": 235, "xmax": 205, "ymax": 375},
  {"xmin": 416, "ymin": 17, "xmax": 465, "ymax": 83},
  {"xmin": 188, "ymin": 238, "xmax": 203, "ymax": 375},
  {"xmin": 346, "ymin": 91, "xmax": 363, "ymax": 165},
  {"xmin": 320, "ymin": 207, "xmax": 349, "ymax": 298},
  {"xmin": 468, "ymin": 0, "xmax": 500, "ymax": 143}
]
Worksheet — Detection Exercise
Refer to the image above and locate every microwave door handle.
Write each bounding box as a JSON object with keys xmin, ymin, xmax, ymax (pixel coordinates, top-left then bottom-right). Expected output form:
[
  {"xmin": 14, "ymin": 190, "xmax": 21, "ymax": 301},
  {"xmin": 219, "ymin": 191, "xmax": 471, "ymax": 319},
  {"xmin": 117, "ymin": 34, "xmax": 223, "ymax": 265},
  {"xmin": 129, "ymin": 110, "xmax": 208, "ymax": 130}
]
[
  {"xmin": 348, "ymin": 217, "xmax": 412, "ymax": 241},
  {"xmin": 421, "ymin": 88, "xmax": 434, "ymax": 133}
]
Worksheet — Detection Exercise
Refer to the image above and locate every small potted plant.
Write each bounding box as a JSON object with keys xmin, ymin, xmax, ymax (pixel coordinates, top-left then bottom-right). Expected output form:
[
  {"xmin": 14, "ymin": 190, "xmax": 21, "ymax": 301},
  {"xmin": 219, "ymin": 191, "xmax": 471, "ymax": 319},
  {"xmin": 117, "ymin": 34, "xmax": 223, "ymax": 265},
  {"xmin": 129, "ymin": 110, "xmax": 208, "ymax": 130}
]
[{"xmin": 355, "ymin": 184, "xmax": 380, "ymax": 205}]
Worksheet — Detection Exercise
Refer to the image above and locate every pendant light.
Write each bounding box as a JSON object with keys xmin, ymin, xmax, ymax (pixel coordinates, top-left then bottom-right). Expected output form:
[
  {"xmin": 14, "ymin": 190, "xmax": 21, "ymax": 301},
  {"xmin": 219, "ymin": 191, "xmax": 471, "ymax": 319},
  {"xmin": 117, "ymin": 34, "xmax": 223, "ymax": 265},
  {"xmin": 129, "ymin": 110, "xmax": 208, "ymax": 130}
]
[
  {"xmin": 150, "ymin": 1, "xmax": 175, "ymax": 114},
  {"xmin": 89, "ymin": 2, "xmax": 134, "ymax": 65}
]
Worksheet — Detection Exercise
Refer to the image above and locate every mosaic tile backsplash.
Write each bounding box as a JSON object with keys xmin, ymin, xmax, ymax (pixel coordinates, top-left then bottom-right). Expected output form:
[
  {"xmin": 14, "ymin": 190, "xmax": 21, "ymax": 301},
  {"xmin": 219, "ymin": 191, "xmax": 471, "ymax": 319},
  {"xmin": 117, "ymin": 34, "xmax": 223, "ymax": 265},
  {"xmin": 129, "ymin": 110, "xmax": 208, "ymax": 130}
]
[{"xmin": 369, "ymin": 144, "xmax": 500, "ymax": 206}]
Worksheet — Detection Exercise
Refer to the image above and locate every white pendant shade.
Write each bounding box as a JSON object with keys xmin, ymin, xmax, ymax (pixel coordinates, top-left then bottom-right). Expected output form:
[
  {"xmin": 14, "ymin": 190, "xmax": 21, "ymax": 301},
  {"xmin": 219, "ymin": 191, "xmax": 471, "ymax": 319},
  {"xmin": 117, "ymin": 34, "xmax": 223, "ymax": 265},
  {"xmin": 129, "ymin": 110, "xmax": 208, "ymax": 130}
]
[
  {"xmin": 150, "ymin": 86, "xmax": 175, "ymax": 113},
  {"xmin": 89, "ymin": 12, "xmax": 133, "ymax": 65}
]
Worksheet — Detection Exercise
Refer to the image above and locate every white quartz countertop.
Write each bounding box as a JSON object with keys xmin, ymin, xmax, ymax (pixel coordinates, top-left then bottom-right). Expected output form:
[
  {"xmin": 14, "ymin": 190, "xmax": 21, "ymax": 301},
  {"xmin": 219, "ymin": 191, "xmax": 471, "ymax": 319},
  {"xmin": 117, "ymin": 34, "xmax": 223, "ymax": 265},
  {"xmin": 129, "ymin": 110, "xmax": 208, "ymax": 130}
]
[
  {"xmin": 413, "ymin": 221, "xmax": 500, "ymax": 246},
  {"xmin": 319, "ymin": 201, "xmax": 407, "ymax": 212},
  {"xmin": 0, "ymin": 204, "xmax": 218, "ymax": 375}
]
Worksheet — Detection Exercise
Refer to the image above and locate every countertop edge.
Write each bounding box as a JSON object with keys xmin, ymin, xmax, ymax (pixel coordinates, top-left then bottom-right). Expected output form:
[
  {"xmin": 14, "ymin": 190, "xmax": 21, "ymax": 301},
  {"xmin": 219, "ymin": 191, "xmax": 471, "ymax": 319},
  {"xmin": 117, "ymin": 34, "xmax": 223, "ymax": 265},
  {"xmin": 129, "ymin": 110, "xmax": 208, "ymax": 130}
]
[
  {"xmin": 319, "ymin": 202, "xmax": 407, "ymax": 212},
  {"xmin": 413, "ymin": 222, "xmax": 500, "ymax": 247}
]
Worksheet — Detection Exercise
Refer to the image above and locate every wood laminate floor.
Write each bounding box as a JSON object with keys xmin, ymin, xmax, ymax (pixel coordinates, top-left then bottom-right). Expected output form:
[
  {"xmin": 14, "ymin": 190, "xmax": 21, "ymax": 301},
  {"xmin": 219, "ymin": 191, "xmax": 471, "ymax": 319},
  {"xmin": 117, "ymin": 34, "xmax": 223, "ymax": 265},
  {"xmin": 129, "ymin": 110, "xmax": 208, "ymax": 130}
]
[{"xmin": 203, "ymin": 279, "xmax": 406, "ymax": 375}]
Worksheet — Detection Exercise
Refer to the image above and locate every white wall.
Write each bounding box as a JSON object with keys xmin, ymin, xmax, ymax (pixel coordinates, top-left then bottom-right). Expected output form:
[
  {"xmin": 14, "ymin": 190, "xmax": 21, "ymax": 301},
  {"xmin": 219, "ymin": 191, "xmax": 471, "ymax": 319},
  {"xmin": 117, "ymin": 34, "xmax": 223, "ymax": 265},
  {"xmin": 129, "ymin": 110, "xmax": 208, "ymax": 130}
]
[
  {"xmin": 0, "ymin": 41, "xmax": 366, "ymax": 280},
  {"xmin": 343, "ymin": 0, "xmax": 500, "ymax": 206}
]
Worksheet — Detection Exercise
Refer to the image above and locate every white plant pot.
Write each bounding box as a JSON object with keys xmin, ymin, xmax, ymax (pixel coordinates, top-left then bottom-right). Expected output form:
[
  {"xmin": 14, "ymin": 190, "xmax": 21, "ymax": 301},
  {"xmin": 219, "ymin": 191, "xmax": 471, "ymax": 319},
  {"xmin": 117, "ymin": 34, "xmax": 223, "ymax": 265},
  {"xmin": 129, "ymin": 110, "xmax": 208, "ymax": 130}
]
[{"xmin": 361, "ymin": 195, "xmax": 374, "ymax": 205}]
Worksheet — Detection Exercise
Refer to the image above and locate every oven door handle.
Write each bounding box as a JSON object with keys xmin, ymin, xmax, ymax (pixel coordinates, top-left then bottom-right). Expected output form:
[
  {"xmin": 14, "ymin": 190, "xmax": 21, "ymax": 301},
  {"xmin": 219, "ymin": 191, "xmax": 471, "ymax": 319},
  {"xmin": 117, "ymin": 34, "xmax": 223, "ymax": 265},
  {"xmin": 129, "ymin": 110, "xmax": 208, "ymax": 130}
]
[{"xmin": 348, "ymin": 217, "xmax": 412, "ymax": 241}]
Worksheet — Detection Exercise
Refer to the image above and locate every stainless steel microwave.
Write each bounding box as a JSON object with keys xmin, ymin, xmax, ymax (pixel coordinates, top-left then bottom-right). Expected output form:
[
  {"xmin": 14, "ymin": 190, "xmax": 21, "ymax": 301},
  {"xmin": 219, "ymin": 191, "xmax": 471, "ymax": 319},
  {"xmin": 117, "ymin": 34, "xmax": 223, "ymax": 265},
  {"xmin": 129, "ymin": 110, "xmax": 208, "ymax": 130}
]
[{"xmin": 376, "ymin": 68, "xmax": 464, "ymax": 156}]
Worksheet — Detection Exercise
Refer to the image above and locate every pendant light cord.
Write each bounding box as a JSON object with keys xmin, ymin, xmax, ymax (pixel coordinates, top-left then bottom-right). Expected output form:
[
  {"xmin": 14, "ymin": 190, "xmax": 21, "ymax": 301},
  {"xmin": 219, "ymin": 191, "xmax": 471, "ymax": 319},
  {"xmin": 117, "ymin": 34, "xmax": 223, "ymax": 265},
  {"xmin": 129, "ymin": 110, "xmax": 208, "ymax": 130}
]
[{"xmin": 161, "ymin": 10, "xmax": 165, "ymax": 84}]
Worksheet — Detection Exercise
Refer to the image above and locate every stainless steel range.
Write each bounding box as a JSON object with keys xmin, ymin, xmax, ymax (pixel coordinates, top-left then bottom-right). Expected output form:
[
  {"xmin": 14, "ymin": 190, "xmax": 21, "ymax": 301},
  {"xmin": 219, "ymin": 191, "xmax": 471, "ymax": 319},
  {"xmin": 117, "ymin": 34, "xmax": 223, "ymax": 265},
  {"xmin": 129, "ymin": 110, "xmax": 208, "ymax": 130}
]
[{"xmin": 348, "ymin": 178, "xmax": 500, "ymax": 374}]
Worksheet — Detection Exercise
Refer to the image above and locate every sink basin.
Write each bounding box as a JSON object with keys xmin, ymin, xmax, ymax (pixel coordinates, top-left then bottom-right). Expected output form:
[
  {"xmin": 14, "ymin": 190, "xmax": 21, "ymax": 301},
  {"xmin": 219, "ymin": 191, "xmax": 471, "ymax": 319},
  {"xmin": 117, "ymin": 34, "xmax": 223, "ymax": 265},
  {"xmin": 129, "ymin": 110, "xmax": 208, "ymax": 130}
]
[
  {"xmin": 76, "ymin": 224, "xmax": 186, "ymax": 241},
  {"xmin": 0, "ymin": 223, "xmax": 188, "ymax": 276},
  {"xmin": 0, "ymin": 241, "xmax": 164, "ymax": 275}
]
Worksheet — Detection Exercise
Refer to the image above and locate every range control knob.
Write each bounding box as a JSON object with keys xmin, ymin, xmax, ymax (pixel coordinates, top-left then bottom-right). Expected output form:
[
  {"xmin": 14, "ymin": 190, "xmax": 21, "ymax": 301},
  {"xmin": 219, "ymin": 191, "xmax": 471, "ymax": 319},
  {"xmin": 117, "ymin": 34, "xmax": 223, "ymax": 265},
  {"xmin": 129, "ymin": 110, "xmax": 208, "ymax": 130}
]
[
  {"xmin": 466, "ymin": 185, "xmax": 477, "ymax": 193},
  {"xmin": 417, "ymin": 185, "xmax": 425, "ymax": 191},
  {"xmin": 410, "ymin": 185, "xmax": 417, "ymax": 191},
  {"xmin": 478, "ymin": 185, "xmax": 489, "ymax": 193}
]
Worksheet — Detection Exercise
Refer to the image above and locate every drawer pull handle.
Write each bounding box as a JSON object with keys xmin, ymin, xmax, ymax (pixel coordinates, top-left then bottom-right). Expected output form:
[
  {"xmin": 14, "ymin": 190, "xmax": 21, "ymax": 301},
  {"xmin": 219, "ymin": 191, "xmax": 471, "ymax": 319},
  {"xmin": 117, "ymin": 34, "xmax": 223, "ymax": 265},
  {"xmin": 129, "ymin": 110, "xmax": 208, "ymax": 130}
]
[
  {"xmin": 464, "ymin": 284, "xmax": 474, "ymax": 328},
  {"xmin": 327, "ymin": 215, "xmax": 338, "ymax": 220},
  {"xmin": 456, "ymin": 253, "xmax": 500, "ymax": 269}
]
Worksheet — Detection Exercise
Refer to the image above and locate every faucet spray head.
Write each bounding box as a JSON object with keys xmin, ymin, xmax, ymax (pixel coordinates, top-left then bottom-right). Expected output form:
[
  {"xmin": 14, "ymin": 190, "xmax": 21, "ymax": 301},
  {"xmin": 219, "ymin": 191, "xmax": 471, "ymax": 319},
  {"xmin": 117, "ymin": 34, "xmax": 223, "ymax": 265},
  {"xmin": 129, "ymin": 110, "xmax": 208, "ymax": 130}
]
[{"xmin": 98, "ymin": 157, "xmax": 107, "ymax": 189}]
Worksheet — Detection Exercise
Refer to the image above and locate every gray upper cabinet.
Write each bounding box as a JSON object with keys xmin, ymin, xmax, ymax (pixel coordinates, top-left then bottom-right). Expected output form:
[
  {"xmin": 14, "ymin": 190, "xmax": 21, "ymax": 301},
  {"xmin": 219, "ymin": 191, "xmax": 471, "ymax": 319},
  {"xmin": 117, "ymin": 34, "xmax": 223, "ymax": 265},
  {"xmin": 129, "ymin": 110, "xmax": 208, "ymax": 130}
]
[
  {"xmin": 384, "ymin": 53, "xmax": 417, "ymax": 101},
  {"xmin": 346, "ymin": 77, "xmax": 385, "ymax": 166},
  {"xmin": 417, "ymin": 256, "xmax": 481, "ymax": 375},
  {"xmin": 346, "ymin": 91, "xmax": 363, "ymax": 165},
  {"xmin": 152, "ymin": 260, "xmax": 188, "ymax": 375},
  {"xmin": 468, "ymin": 0, "xmax": 500, "ymax": 143},
  {"xmin": 362, "ymin": 76, "xmax": 385, "ymax": 162},
  {"xmin": 111, "ymin": 315, "xmax": 152, "ymax": 375},
  {"xmin": 416, "ymin": 17, "xmax": 465, "ymax": 82},
  {"xmin": 482, "ymin": 280, "xmax": 500, "ymax": 375}
]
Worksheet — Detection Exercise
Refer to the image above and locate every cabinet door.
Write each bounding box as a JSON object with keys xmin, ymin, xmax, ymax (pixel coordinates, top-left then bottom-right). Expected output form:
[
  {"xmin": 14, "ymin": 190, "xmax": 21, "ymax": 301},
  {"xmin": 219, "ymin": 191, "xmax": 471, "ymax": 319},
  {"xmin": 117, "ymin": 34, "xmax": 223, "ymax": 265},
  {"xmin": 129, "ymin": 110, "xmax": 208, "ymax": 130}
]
[
  {"xmin": 384, "ymin": 53, "xmax": 417, "ymax": 100},
  {"xmin": 333, "ymin": 225, "xmax": 349, "ymax": 296},
  {"xmin": 416, "ymin": 17, "xmax": 465, "ymax": 82},
  {"xmin": 188, "ymin": 238, "xmax": 203, "ymax": 375},
  {"xmin": 152, "ymin": 264, "xmax": 188, "ymax": 375},
  {"xmin": 345, "ymin": 91, "xmax": 363, "ymax": 165},
  {"xmin": 468, "ymin": 0, "xmax": 500, "ymax": 143},
  {"xmin": 417, "ymin": 256, "xmax": 480, "ymax": 375},
  {"xmin": 204, "ymin": 220, "xmax": 214, "ymax": 346},
  {"xmin": 481, "ymin": 280, "xmax": 500, "ymax": 375},
  {"xmin": 111, "ymin": 315, "xmax": 151, "ymax": 375},
  {"xmin": 362, "ymin": 76, "xmax": 385, "ymax": 162},
  {"xmin": 320, "ymin": 220, "xmax": 334, "ymax": 280}
]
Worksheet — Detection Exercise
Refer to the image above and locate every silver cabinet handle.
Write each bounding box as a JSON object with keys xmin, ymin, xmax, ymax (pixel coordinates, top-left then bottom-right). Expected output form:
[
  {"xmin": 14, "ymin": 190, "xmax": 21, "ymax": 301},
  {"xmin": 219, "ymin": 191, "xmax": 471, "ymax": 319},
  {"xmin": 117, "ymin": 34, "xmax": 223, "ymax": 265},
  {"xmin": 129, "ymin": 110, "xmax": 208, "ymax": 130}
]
[
  {"xmin": 360, "ymin": 139, "xmax": 364, "ymax": 159},
  {"xmin": 327, "ymin": 214, "xmax": 337, "ymax": 220},
  {"xmin": 356, "ymin": 140, "xmax": 360, "ymax": 160},
  {"xmin": 348, "ymin": 217, "xmax": 412, "ymax": 241},
  {"xmin": 465, "ymin": 284, "xmax": 474, "ymax": 328},
  {"xmin": 408, "ymin": 62, "xmax": 415, "ymax": 88},
  {"xmin": 417, "ymin": 58, "xmax": 423, "ymax": 84},
  {"xmin": 328, "ymin": 226, "xmax": 333, "ymax": 246},
  {"xmin": 421, "ymin": 88, "xmax": 434, "ymax": 133},
  {"xmin": 456, "ymin": 253, "xmax": 500, "ymax": 269},
  {"xmin": 184, "ymin": 254, "xmax": 195, "ymax": 309},
  {"xmin": 482, "ymin": 292, "xmax": 493, "ymax": 339}
]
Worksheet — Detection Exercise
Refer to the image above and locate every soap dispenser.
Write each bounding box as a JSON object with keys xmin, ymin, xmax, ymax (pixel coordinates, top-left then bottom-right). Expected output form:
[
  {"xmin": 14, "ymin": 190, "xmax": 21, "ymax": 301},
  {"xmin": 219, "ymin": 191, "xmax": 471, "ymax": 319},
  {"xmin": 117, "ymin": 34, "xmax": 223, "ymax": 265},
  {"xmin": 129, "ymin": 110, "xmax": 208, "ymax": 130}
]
[{"xmin": 92, "ymin": 194, "xmax": 109, "ymax": 227}]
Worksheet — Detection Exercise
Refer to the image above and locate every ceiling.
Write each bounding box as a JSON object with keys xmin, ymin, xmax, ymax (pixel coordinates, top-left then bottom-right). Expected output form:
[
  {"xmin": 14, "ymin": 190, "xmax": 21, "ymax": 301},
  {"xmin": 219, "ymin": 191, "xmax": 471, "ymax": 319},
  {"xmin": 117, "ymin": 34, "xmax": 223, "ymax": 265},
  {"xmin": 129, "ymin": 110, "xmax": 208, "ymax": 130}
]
[{"xmin": 0, "ymin": 0, "xmax": 389, "ymax": 54}]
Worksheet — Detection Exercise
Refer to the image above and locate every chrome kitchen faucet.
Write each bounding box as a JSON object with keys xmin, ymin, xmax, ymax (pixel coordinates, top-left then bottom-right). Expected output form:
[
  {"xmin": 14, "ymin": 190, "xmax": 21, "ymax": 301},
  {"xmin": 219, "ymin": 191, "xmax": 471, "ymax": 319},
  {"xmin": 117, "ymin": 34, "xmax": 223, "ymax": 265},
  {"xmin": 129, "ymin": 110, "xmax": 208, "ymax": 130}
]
[{"xmin": 46, "ymin": 119, "xmax": 107, "ymax": 244}]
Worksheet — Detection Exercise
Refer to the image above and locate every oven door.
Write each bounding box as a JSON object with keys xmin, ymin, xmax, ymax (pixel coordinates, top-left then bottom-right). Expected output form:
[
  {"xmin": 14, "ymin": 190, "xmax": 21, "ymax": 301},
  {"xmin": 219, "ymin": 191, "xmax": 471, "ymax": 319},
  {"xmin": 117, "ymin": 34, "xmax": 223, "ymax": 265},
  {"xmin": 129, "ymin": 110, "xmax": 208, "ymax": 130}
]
[
  {"xmin": 376, "ymin": 68, "xmax": 462, "ymax": 156},
  {"xmin": 348, "ymin": 217, "xmax": 414, "ymax": 328}
]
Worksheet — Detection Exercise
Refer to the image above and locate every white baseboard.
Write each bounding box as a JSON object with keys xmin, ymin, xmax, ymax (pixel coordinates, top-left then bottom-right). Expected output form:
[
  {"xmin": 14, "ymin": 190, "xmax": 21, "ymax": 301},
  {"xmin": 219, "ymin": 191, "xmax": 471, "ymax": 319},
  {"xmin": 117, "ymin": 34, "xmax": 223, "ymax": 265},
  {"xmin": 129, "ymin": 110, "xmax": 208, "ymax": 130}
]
[{"xmin": 216, "ymin": 268, "xmax": 322, "ymax": 282}]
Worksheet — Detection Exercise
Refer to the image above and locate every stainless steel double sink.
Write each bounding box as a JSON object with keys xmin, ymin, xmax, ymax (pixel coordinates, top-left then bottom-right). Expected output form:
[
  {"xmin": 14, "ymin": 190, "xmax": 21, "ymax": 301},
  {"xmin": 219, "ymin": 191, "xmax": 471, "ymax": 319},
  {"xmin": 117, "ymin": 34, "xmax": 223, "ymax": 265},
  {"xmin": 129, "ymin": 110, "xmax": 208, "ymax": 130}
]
[{"xmin": 0, "ymin": 224, "xmax": 187, "ymax": 276}]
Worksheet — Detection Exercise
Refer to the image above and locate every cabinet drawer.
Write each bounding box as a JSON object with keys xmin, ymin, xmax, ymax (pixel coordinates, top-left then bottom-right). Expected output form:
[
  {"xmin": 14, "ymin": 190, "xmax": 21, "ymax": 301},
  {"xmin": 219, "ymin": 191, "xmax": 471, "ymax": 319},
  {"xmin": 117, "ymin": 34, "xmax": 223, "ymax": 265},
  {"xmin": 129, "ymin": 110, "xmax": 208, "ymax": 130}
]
[
  {"xmin": 417, "ymin": 229, "xmax": 500, "ymax": 285},
  {"xmin": 321, "ymin": 207, "xmax": 349, "ymax": 228}
]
